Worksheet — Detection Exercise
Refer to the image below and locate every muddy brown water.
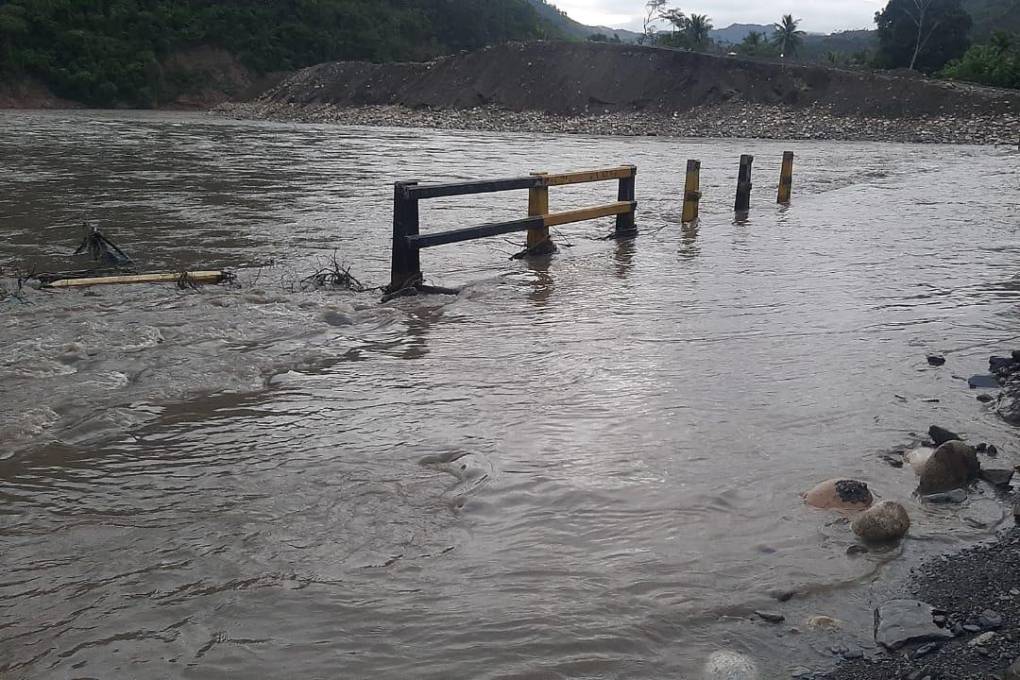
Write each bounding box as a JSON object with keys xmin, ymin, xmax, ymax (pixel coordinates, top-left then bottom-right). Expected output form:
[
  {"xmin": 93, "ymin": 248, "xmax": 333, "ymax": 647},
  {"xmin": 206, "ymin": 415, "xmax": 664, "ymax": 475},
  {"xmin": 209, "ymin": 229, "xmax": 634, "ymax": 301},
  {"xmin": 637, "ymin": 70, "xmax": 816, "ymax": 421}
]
[{"xmin": 1, "ymin": 110, "xmax": 1019, "ymax": 679}]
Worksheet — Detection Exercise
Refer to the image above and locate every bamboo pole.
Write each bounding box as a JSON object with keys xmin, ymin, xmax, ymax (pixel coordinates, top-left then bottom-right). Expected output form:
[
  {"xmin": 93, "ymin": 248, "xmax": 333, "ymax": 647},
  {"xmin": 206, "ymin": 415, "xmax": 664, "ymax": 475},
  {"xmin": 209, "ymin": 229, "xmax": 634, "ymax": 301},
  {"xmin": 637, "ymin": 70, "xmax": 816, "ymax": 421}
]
[
  {"xmin": 43, "ymin": 271, "xmax": 229, "ymax": 288},
  {"xmin": 777, "ymin": 151, "xmax": 794, "ymax": 204},
  {"xmin": 526, "ymin": 171, "xmax": 552, "ymax": 253},
  {"xmin": 682, "ymin": 159, "xmax": 702, "ymax": 223}
]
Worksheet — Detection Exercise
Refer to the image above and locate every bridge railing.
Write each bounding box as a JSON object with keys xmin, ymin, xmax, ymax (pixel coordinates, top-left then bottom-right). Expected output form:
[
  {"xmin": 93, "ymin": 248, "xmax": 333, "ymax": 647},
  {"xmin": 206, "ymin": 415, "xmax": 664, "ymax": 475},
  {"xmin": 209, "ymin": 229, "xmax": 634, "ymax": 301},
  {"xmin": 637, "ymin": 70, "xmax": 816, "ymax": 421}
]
[{"xmin": 387, "ymin": 165, "xmax": 637, "ymax": 293}]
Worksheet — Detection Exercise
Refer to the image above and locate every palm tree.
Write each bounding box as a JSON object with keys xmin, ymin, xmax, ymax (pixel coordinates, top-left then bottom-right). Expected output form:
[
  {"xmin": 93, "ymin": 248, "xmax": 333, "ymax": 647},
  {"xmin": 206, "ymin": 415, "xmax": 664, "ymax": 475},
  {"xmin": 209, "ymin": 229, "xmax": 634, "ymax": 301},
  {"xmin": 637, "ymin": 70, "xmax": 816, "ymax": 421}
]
[
  {"xmin": 686, "ymin": 14, "xmax": 713, "ymax": 48},
  {"xmin": 772, "ymin": 14, "xmax": 805, "ymax": 58}
]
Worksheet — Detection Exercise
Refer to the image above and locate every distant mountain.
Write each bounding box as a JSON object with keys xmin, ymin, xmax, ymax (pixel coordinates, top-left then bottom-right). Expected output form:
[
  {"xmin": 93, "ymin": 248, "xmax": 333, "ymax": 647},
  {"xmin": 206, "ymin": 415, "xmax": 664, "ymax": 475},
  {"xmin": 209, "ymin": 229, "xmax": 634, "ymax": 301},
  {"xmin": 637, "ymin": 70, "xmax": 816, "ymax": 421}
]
[
  {"xmin": 709, "ymin": 23, "xmax": 774, "ymax": 45},
  {"xmin": 525, "ymin": 0, "xmax": 641, "ymax": 41},
  {"xmin": 801, "ymin": 30, "xmax": 877, "ymax": 58}
]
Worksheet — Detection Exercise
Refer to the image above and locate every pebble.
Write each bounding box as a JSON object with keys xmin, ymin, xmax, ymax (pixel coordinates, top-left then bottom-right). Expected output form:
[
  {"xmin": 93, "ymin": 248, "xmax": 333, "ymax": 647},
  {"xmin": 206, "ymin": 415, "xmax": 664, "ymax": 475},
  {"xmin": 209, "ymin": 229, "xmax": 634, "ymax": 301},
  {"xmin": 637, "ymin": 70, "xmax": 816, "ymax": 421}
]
[
  {"xmin": 969, "ymin": 631, "xmax": 996, "ymax": 646},
  {"xmin": 927, "ymin": 355, "xmax": 946, "ymax": 366},
  {"xmin": 977, "ymin": 393, "xmax": 994, "ymax": 403},
  {"xmin": 979, "ymin": 609, "xmax": 1003, "ymax": 629},
  {"xmin": 912, "ymin": 641, "xmax": 941, "ymax": 658}
]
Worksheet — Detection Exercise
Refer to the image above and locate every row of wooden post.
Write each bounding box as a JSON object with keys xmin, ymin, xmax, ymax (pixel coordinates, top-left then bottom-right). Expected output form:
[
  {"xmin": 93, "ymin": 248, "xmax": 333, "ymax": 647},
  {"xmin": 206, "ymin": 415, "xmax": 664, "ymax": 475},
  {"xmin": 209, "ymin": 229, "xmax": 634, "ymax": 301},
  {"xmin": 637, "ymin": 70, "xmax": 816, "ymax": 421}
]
[{"xmin": 681, "ymin": 151, "xmax": 794, "ymax": 223}]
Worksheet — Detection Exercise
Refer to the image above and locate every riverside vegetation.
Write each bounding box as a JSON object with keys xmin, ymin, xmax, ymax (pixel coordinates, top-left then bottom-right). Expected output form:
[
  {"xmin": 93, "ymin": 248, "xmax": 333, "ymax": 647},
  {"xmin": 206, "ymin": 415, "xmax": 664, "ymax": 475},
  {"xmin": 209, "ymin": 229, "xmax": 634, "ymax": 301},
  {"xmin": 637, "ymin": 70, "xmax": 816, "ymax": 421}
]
[{"xmin": 0, "ymin": 0, "xmax": 1018, "ymax": 109}]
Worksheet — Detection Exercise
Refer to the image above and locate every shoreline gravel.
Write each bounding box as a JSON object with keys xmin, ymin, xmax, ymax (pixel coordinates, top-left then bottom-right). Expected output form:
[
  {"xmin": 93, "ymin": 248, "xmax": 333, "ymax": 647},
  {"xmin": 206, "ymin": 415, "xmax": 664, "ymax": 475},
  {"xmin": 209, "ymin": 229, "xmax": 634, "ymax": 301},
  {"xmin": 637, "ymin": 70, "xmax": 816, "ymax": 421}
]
[{"xmin": 214, "ymin": 101, "xmax": 1020, "ymax": 146}]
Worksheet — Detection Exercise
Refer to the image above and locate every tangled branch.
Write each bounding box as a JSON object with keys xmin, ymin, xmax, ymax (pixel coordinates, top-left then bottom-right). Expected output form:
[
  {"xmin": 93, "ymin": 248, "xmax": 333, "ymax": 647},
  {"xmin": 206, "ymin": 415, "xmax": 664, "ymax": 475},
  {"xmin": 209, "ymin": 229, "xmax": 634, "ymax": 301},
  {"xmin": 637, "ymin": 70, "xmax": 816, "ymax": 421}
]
[{"xmin": 301, "ymin": 251, "xmax": 370, "ymax": 292}]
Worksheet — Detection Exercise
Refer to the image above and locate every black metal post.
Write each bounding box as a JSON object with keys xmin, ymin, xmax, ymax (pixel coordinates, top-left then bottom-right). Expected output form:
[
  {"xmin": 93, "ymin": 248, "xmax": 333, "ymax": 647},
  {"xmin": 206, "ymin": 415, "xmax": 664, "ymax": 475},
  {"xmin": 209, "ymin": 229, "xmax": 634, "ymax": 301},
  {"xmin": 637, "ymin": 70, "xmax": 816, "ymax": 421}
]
[
  {"xmin": 735, "ymin": 155, "xmax": 753, "ymax": 212},
  {"xmin": 615, "ymin": 165, "xmax": 637, "ymax": 238},
  {"xmin": 388, "ymin": 181, "xmax": 420, "ymax": 293}
]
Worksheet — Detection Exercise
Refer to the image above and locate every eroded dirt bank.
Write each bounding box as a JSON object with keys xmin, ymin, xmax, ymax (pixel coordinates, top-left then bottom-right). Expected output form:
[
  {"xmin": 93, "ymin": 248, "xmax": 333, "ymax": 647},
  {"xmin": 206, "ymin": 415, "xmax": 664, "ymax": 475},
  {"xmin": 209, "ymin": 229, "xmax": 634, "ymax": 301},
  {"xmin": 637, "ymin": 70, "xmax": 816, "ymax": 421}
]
[{"xmin": 220, "ymin": 41, "xmax": 1020, "ymax": 144}]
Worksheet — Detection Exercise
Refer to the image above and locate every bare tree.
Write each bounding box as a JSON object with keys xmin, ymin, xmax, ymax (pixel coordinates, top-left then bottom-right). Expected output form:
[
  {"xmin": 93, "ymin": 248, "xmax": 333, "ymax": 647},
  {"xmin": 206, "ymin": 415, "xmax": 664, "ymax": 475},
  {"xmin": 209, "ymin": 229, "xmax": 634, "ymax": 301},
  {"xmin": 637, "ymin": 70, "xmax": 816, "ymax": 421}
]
[
  {"xmin": 900, "ymin": 0, "xmax": 942, "ymax": 70},
  {"xmin": 641, "ymin": 0, "xmax": 668, "ymax": 43}
]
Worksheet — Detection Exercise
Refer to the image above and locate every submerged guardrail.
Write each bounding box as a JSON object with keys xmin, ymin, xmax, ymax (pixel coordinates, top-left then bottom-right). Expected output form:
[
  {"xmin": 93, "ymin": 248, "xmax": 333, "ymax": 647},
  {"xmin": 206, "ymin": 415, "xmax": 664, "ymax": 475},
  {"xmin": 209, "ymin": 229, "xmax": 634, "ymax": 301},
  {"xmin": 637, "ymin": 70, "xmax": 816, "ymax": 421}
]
[{"xmin": 386, "ymin": 165, "xmax": 637, "ymax": 294}]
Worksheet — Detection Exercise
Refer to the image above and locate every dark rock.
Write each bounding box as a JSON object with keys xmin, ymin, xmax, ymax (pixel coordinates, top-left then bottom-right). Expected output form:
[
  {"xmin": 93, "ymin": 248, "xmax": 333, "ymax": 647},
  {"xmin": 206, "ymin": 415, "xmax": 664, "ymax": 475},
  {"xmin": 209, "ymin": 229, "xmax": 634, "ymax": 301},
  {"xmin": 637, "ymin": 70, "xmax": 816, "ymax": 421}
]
[
  {"xmin": 978, "ymin": 609, "xmax": 1003, "ymax": 629},
  {"xmin": 912, "ymin": 641, "xmax": 941, "ymax": 658},
  {"xmin": 772, "ymin": 589, "xmax": 797, "ymax": 602},
  {"xmin": 977, "ymin": 393, "xmax": 994, "ymax": 403},
  {"xmin": 998, "ymin": 386, "xmax": 1020, "ymax": 425},
  {"xmin": 1004, "ymin": 657, "xmax": 1020, "ymax": 680},
  {"xmin": 932, "ymin": 613, "xmax": 947, "ymax": 626},
  {"xmin": 990, "ymin": 356, "xmax": 1015, "ymax": 373},
  {"xmin": 921, "ymin": 489, "xmax": 968, "ymax": 503},
  {"xmin": 963, "ymin": 623, "xmax": 982, "ymax": 633},
  {"xmin": 987, "ymin": 444, "xmax": 998, "ymax": 456},
  {"xmin": 918, "ymin": 441, "xmax": 980, "ymax": 494},
  {"xmin": 755, "ymin": 610, "xmax": 785, "ymax": 623},
  {"xmin": 842, "ymin": 646, "xmax": 863, "ymax": 660},
  {"xmin": 882, "ymin": 454, "xmax": 905, "ymax": 468},
  {"xmin": 928, "ymin": 425, "xmax": 962, "ymax": 446},
  {"xmin": 874, "ymin": 599, "xmax": 955, "ymax": 650},
  {"xmin": 969, "ymin": 374, "xmax": 1001, "ymax": 389},
  {"xmin": 976, "ymin": 442, "xmax": 987, "ymax": 452},
  {"xmin": 980, "ymin": 468, "xmax": 1014, "ymax": 488},
  {"xmin": 927, "ymin": 355, "xmax": 946, "ymax": 366}
]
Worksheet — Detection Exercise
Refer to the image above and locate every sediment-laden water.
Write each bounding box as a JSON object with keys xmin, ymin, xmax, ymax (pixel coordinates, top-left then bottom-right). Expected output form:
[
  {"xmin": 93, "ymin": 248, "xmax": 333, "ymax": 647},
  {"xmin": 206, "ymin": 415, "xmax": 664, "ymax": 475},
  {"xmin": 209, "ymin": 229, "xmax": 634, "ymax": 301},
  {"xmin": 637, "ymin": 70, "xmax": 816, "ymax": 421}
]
[{"xmin": 1, "ymin": 110, "xmax": 1019, "ymax": 679}]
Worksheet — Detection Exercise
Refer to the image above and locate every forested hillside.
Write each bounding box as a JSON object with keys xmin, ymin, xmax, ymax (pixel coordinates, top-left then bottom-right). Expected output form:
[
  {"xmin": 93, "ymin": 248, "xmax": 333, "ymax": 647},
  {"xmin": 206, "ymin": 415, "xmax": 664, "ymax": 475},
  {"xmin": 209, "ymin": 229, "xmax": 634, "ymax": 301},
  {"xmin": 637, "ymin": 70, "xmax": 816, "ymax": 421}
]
[
  {"xmin": 961, "ymin": 0, "xmax": 1020, "ymax": 37},
  {"xmin": 0, "ymin": 0, "xmax": 561, "ymax": 107}
]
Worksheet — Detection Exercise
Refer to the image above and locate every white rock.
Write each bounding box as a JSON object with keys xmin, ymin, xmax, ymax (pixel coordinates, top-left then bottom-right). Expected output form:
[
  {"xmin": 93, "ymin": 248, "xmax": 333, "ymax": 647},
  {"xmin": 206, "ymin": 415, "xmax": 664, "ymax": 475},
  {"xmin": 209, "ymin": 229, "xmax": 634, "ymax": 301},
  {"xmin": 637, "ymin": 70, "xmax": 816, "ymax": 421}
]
[
  {"xmin": 703, "ymin": 650, "xmax": 759, "ymax": 680},
  {"xmin": 906, "ymin": 446, "xmax": 934, "ymax": 473}
]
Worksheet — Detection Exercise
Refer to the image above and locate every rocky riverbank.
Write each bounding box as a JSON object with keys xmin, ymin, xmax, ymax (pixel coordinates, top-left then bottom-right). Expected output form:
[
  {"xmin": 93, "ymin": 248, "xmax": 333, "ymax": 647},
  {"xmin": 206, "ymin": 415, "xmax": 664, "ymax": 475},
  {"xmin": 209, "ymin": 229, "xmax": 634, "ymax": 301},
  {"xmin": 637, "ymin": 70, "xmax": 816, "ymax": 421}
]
[
  {"xmin": 824, "ymin": 527, "xmax": 1020, "ymax": 680},
  {"xmin": 214, "ymin": 100, "xmax": 1020, "ymax": 145},
  {"xmin": 792, "ymin": 353, "xmax": 1020, "ymax": 680}
]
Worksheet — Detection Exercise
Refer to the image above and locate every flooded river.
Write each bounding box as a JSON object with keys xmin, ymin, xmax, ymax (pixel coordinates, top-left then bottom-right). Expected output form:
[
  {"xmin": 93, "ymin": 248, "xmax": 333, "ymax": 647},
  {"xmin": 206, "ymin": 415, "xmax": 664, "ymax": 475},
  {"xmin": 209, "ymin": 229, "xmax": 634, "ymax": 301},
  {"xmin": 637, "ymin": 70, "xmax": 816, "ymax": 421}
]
[{"xmin": 1, "ymin": 110, "xmax": 1019, "ymax": 679}]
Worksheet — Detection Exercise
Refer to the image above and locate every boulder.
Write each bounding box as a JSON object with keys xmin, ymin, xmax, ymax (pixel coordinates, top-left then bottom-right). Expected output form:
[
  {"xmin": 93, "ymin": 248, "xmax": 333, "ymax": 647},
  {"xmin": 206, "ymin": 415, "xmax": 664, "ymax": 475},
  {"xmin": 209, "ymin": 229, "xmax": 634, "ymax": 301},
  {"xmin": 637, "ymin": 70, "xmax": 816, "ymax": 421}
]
[
  {"xmin": 804, "ymin": 479, "xmax": 874, "ymax": 510},
  {"xmin": 852, "ymin": 501, "xmax": 911, "ymax": 542},
  {"xmin": 918, "ymin": 441, "xmax": 980, "ymax": 494},
  {"xmin": 874, "ymin": 599, "xmax": 954, "ymax": 650},
  {"xmin": 929, "ymin": 425, "xmax": 962, "ymax": 446},
  {"xmin": 703, "ymin": 650, "xmax": 759, "ymax": 680}
]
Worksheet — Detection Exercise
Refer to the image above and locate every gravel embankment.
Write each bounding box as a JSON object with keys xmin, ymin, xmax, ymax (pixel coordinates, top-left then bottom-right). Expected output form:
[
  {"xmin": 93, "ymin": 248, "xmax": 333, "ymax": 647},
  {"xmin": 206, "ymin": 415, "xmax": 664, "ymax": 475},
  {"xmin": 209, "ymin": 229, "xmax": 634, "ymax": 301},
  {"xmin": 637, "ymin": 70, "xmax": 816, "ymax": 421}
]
[{"xmin": 215, "ymin": 101, "xmax": 1020, "ymax": 145}]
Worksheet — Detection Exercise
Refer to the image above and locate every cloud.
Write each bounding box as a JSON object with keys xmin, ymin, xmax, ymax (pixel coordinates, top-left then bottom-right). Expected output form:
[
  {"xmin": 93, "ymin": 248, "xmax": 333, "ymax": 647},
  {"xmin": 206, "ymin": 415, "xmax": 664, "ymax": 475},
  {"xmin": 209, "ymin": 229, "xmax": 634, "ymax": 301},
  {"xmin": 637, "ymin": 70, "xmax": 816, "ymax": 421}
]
[{"xmin": 553, "ymin": 0, "xmax": 885, "ymax": 33}]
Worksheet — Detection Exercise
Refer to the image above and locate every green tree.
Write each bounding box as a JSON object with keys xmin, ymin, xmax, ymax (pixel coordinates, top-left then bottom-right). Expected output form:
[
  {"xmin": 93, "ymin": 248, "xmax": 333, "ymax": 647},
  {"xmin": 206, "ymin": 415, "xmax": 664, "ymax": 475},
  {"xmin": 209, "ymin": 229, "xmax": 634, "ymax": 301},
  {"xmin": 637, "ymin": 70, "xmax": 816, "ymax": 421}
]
[
  {"xmin": 941, "ymin": 31, "xmax": 1020, "ymax": 87},
  {"xmin": 874, "ymin": 0, "xmax": 972, "ymax": 72},
  {"xmin": 772, "ymin": 14, "xmax": 805, "ymax": 57}
]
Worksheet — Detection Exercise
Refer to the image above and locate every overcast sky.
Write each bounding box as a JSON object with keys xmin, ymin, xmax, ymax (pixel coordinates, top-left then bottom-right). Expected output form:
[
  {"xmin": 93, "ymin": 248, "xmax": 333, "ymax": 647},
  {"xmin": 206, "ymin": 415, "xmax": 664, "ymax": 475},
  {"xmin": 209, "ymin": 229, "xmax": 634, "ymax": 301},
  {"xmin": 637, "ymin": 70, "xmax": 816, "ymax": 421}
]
[{"xmin": 553, "ymin": 0, "xmax": 886, "ymax": 34}]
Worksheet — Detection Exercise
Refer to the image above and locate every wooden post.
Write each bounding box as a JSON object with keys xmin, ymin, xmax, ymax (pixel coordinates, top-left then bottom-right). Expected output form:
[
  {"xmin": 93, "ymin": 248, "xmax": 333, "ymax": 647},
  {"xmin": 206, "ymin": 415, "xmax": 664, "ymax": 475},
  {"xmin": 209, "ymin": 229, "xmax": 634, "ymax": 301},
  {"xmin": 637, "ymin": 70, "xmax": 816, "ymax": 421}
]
[
  {"xmin": 615, "ymin": 165, "xmax": 637, "ymax": 238},
  {"xmin": 388, "ymin": 181, "xmax": 420, "ymax": 292},
  {"xmin": 735, "ymin": 154, "xmax": 753, "ymax": 212},
  {"xmin": 526, "ymin": 172, "xmax": 553, "ymax": 254},
  {"xmin": 682, "ymin": 159, "xmax": 701, "ymax": 223},
  {"xmin": 777, "ymin": 151, "xmax": 794, "ymax": 204}
]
